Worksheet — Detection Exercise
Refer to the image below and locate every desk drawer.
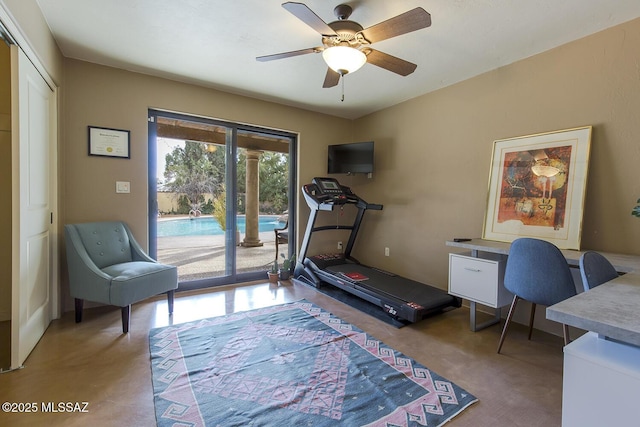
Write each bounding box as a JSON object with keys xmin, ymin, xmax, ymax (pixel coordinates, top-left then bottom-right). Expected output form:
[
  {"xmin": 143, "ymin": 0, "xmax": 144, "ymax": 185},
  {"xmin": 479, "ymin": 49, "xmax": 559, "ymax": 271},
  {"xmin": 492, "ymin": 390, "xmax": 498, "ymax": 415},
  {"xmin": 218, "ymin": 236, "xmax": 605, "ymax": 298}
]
[{"xmin": 448, "ymin": 253, "xmax": 511, "ymax": 307}]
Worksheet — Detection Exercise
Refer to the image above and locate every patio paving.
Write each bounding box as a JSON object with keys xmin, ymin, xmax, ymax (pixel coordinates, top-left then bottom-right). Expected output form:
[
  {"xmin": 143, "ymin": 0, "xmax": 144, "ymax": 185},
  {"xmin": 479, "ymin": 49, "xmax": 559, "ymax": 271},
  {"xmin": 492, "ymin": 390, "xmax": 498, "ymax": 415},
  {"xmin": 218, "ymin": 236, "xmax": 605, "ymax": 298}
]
[{"xmin": 157, "ymin": 230, "xmax": 288, "ymax": 281}]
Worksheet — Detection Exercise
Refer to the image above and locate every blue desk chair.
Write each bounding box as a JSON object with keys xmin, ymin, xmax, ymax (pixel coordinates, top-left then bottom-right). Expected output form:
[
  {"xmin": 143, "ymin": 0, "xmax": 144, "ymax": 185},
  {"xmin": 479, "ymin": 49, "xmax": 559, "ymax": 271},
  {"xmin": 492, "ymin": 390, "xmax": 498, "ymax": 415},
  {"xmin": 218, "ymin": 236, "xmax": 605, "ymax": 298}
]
[
  {"xmin": 579, "ymin": 251, "xmax": 618, "ymax": 292},
  {"xmin": 65, "ymin": 221, "xmax": 178, "ymax": 333},
  {"xmin": 497, "ymin": 238, "xmax": 577, "ymax": 353}
]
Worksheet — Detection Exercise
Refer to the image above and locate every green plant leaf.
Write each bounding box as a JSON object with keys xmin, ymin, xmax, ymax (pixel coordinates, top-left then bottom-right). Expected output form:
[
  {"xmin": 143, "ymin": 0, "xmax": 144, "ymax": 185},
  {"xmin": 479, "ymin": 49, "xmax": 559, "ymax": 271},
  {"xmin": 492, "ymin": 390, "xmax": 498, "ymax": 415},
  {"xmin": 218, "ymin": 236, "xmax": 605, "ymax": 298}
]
[{"xmin": 632, "ymin": 199, "xmax": 640, "ymax": 218}]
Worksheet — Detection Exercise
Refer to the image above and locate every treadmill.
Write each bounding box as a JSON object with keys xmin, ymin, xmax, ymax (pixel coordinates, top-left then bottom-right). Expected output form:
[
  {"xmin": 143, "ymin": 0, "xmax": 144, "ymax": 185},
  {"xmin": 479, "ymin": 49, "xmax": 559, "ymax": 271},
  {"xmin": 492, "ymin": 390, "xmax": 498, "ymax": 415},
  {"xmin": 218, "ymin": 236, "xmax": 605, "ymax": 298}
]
[{"xmin": 294, "ymin": 177, "xmax": 460, "ymax": 323}]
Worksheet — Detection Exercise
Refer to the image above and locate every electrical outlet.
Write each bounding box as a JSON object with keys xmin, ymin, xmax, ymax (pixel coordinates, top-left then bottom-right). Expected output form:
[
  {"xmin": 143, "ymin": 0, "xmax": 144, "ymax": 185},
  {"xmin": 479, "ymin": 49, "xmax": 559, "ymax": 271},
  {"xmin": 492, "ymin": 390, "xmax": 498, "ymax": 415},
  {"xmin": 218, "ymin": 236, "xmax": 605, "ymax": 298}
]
[
  {"xmin": 385, "ymin": 247, "xmax": 390, "ymax": 257},
  {"xmin": 337, "ymin": 241, "xmax": 343, "ymax": 250}
]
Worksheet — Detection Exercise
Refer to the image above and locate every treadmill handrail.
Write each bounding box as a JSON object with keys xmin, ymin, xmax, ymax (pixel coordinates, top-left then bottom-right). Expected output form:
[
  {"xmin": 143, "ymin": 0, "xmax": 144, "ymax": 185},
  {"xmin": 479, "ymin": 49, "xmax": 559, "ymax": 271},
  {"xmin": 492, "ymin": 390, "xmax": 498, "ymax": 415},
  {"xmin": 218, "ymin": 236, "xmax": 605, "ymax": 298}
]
[{"xmin": 361, "ymin": 201, "xmax": 382, "ymax": 210}]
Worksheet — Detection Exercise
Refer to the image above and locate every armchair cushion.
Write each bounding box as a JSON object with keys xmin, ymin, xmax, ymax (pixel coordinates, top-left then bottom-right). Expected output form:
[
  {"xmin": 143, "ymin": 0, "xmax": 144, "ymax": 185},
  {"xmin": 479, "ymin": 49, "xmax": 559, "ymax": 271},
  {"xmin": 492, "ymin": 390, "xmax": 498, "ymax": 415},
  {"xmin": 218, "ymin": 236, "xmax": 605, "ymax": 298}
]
[
  {"xmin": 73, "ymin": 222, "xmax": 133, "ymax": 269},
  {"xmin": 102, "ymin": 261, "xmax": 177, "ymax": 307}
]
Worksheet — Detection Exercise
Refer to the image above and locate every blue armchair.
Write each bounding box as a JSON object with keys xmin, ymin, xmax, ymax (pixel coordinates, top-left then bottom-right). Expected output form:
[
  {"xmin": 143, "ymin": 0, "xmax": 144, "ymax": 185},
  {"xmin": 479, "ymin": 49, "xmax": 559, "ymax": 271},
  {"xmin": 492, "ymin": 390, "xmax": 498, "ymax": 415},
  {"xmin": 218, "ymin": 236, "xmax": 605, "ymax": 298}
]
[
  {"xmin": 65, "ymin": 221, "xmax": 178, "ymax": 333},
  {"xmin": 497, "ymin": 238, "xmax": 577, "ymax": 353}
]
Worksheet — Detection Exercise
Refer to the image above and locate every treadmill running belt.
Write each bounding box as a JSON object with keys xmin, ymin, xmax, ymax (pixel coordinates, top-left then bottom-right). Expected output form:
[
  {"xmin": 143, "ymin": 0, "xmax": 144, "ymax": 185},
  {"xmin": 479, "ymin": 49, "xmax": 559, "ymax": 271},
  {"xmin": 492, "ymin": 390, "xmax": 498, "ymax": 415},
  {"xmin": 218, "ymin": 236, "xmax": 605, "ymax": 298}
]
[{"xmin": 325, "ymin": 264, "xmax": 455, "ymax": 310}]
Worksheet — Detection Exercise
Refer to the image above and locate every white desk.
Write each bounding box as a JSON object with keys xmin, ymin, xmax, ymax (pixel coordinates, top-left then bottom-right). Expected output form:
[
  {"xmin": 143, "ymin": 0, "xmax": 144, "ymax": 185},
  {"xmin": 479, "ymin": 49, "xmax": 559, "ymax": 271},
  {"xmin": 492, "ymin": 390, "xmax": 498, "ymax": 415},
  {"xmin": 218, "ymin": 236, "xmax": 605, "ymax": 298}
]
[
  {"xmin": 446, "ymin": 238, "xmax": 639, "ymax": 273},
  {"xmin": 447, "ymin": 239, "xmax": 640, "ymax": 426},
  {"xmin": 562, "ymin": 332, "xmax": 640, "ymax": 426},
  {"xmin": 546, "ymin": 271, "xmax": 640, "ymax": 346},
  {"xmin": 446, "ymin": 238, "xmax": 640, "ymax": 336}
]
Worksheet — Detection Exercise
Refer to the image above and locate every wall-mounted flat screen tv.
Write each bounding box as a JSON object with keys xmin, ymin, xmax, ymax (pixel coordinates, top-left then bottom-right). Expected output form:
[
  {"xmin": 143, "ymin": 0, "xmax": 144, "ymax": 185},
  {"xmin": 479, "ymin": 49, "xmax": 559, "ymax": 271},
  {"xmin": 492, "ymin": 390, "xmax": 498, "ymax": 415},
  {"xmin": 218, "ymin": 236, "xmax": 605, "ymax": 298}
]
[{"xmin": 327, "ymin": 141, "xmax": 374, "ymax": 174}]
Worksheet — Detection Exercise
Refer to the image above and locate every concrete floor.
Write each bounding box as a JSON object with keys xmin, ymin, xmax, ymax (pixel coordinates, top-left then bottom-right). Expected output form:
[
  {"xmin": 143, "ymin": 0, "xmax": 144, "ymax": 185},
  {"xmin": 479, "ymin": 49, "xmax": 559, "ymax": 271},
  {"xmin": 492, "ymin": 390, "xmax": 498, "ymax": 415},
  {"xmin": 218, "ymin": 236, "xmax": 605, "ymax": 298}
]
[{"xmin": 0, "ymin": 280, "xmax": 566, "ymax": 426}]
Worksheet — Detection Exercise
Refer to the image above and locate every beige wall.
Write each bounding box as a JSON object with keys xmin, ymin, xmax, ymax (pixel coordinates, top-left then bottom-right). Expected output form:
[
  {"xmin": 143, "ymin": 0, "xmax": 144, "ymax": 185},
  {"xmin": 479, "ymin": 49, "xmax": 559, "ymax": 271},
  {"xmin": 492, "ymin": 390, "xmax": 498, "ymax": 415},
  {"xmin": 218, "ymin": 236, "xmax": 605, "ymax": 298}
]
[
  {"xmin": 351, "ymin": 17, "xmax": 640, "ymax": 289},
  {"xmin": 62, "ymin": 59, "xmax": 353, "ymax": 254},
  {"xmin": 349, "ymin": 18, "xmax": 640, "ymax": 333},
  {"xmin": 0, "ymin": 41, "xmax": 10, "ymax": 320}
]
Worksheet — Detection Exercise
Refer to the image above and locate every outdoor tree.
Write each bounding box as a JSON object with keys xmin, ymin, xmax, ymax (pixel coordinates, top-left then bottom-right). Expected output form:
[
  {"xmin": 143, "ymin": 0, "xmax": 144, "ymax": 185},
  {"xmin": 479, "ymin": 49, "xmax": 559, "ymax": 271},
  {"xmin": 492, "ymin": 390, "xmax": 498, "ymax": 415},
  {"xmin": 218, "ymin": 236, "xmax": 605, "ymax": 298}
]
[
  {"xmin": 164, "ymin": 142, "xmax": 288, "ymax": 215},
  {"xmin": 236, "ymin": 149, "xmax": 289, "ymax": 214},
  {"xmin": 164, "ymin": 141, "xmax": 225, "ymax": 213},
  {"xmin": 259, "ymin": 151, "xmax": 289, "ymax": 214}
]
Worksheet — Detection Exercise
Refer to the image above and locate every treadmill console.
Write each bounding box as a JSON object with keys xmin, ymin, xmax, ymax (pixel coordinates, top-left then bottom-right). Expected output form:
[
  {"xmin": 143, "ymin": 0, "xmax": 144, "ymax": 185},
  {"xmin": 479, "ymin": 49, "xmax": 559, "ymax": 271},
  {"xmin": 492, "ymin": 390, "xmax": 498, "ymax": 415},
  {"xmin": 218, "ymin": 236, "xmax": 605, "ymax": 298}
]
[
  {"xmin": 313, "ymin": 177, "xmax": 344, "ymax": 196},
  {"xmin": 302, "ymin": 177, "xmax": 381, "ymax": 212},
  {"xmin": 302, "ymin": 177, "xmax": 355, "ymax": 206}
]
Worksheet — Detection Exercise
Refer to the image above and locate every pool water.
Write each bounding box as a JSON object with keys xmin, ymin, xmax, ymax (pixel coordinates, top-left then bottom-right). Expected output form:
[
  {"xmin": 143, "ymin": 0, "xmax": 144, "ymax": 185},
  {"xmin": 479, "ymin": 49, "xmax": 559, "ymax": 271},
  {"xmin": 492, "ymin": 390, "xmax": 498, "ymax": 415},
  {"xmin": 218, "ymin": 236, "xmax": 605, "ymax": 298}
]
[{"xmin": 157, "ymin": 216, "xmax": 284, "ymax": 237}]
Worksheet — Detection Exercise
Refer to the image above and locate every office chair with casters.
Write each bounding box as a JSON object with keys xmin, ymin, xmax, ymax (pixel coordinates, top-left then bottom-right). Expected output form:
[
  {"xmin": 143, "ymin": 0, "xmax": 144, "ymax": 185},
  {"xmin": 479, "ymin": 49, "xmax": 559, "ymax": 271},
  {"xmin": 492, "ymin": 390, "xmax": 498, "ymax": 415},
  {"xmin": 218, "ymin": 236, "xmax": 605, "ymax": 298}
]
[
  {"xmin": 65, "ymin": 221, "xmax": 178, "ymax": 333},
  {"xmin": 579, "ymin": 251, "xmax": 618, "ymax": 292},
  {"xmin": 497, "ymin": 238, "xmax": 577, "ymax": 353}
]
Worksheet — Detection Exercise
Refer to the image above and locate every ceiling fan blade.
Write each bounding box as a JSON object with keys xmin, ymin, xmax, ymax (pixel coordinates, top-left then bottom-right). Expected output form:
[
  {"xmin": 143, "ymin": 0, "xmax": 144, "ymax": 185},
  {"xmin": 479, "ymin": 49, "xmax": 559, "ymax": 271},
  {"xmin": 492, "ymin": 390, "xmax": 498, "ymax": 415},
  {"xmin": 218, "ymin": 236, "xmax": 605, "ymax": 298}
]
[
  {"xmin": 365, "ymin": 49, "xmax": 417, "ymax": 76},
  {"xmin": 360, "ymin": 8, "xmax": 431, "ymax": 43},
  {"xmin": 256, "ymin": 47, "xmax": 321, "ymax": 62},
  {"xmin": 282, "ymin": 2, "xmax": 337, "ymax": 36},
  {"xmin": 322, "ymin": 68, "xmax": 340, "ymax": 88}
]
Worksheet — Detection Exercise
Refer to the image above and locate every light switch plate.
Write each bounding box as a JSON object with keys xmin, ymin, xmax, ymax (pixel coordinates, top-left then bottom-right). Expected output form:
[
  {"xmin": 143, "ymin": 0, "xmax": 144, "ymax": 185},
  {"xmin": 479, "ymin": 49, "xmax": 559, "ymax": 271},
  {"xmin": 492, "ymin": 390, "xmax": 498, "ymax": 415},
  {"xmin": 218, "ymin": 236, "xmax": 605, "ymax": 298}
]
[{"xmin": 116, "ymin": 181, "xmax": 130, "ymax": 193}]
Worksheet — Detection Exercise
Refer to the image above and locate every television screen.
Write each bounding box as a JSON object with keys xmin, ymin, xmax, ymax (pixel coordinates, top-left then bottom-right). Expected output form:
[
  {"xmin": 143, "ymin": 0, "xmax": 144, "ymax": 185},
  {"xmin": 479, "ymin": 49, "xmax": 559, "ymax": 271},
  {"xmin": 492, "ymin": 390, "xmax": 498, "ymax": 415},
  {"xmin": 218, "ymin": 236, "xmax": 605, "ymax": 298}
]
[{"xmin": 327, "ymin": 141, "xmax": 374, "ymax": 174}]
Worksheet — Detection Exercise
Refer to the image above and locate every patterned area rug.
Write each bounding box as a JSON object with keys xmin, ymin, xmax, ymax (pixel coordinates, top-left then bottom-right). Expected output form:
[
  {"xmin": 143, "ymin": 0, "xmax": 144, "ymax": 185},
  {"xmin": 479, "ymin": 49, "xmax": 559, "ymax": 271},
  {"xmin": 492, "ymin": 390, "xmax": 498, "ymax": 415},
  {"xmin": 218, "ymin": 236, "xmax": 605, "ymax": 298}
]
[{"xmin": 149, "ymin": 300, "xmax": 477, "ymax": 426}]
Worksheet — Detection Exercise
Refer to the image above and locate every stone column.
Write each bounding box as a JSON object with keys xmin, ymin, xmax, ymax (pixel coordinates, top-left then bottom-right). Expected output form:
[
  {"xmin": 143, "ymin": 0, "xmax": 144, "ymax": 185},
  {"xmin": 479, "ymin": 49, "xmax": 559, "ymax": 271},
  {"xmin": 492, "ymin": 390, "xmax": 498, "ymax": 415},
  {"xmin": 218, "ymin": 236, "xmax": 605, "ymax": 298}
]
[{"xmin": 242, "ymin": 149, "xmax": 263, "ymax": 247}]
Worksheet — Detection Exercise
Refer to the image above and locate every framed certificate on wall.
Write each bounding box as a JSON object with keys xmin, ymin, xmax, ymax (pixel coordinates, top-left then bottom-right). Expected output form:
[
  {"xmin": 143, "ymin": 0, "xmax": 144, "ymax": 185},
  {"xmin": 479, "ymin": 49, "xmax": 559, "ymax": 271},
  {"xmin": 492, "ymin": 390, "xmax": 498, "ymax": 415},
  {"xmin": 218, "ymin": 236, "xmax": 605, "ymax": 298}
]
[{"xmin": 88, "ymin": 126, "xmax": 130, "ymax": 158}]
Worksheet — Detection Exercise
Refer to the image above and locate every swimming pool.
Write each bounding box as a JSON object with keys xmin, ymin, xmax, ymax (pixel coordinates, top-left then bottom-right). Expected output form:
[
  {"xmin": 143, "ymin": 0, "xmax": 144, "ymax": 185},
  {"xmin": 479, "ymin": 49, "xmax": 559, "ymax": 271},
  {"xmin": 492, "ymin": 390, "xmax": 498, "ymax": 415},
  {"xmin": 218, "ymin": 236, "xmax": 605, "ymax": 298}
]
[{"xmin": 157, "ymin": 216, "xmax": 284, "ymax": 237}]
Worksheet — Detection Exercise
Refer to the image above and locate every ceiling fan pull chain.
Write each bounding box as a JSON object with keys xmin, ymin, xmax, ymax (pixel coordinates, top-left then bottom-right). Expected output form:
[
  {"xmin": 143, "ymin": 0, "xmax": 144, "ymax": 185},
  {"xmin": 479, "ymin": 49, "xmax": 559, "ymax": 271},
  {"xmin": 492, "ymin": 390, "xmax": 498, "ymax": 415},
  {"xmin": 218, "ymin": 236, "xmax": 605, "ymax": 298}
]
[{"xmin": 341, "ymin": 76, "xmax": 345, "ymax": 102}]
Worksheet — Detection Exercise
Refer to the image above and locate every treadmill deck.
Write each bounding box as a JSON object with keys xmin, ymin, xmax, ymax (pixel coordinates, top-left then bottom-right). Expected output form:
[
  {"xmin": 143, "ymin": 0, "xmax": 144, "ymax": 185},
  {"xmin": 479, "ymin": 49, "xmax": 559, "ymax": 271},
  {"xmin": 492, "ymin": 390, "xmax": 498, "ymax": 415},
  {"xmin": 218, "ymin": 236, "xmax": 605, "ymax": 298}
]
[
  {"xmin": 303, "ymin": 257, "xmax": 459, "ymax": 322},
  {"xmin": 325, "ymin": 263, "xmax": 455, "ymax": 310}
]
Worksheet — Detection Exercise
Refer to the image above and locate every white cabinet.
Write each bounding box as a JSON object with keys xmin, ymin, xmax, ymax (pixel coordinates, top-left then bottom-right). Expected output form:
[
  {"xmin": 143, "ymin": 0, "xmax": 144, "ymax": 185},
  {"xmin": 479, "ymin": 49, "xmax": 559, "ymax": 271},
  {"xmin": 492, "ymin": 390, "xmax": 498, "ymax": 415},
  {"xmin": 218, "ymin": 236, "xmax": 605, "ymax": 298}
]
[
  {"xmin": 448, "ymin": 252, "xmax": 511, "ymax": 307},
  {"xmin": 562, "ymin": 332, "xmax": 640, "ymax": 426},
  {"xmin": 448, "ymin": 252, "xmax": 512, "ymax": 331}
]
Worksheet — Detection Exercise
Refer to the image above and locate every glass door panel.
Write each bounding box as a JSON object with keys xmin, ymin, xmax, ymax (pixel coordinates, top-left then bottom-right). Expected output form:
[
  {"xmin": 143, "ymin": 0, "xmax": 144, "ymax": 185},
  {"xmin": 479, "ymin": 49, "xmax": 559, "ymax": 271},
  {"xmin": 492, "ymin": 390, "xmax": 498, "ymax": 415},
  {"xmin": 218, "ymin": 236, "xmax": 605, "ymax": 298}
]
[
  {"xmin": 149, "ymin": 111, "xmax": 296, "ymax": 289},
  {"xmin": 235, "ymin": 130, "xmax": 291, "ymax": 276},
  {"xmin": 154, "ymin": 116, "xmax": 230, "ymax": 283}
]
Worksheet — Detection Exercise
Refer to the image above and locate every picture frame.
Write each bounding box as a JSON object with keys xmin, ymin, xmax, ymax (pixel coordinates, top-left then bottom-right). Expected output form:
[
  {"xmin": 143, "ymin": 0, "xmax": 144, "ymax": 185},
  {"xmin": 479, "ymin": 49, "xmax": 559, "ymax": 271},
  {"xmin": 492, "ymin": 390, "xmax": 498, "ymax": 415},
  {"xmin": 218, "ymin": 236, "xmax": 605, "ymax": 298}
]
[
  {"xmin": 88, "ymin": 126, "xmax": 130, "ymax": 158},
  {"xmin": 482, "ymin": 126, "xmax": 592, "ymax": 250}
]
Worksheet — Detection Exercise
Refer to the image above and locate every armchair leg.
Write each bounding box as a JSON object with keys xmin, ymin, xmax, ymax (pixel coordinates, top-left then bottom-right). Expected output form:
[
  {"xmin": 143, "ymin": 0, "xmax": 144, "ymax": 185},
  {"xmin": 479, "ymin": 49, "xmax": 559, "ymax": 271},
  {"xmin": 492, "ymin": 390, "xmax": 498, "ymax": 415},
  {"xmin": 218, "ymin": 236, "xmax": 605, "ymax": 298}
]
[
  {"xmin": 497, "ymin": 295, "xmax": 520, "ymax": 354},
  {"xmin": 167, "ymin": 290, "xmax": 175, "ymax": 315},
  {"xmin": 75, "ymin": 298, "xmax": 84, "ymax": 323},
  {"xmin": 121, "ymin": 305, "xmax": 131, "ymax": 334}
]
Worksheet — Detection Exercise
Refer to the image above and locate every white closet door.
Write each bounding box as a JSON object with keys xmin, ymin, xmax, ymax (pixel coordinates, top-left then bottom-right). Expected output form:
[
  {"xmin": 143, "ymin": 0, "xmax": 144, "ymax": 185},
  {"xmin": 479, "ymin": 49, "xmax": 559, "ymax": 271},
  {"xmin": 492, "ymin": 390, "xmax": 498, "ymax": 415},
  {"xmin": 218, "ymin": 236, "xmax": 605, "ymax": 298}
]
[{"xmin": 11, "ymin": 45, "xmax": 57, "ymax": 369}]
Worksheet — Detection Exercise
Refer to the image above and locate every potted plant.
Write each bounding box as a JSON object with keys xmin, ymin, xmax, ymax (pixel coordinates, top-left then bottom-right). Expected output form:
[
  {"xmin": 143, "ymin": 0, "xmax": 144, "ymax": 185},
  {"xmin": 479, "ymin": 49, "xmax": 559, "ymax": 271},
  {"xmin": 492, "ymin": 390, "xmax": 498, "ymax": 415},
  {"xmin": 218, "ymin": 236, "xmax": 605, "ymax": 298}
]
[
  {"xmin": 632, "ymin": 199, "xmax": 640, "ymax": 218},
  {"xmin": 289, "ymin": 254, "xmax": 296, "ymax": 274},
  {"xmin": 267, "ymin": 260, "xmax": 279, "ymax": 283},
  {"xmin": 279, "ymin": 253, "xmax": 295, "ymax": 280}
]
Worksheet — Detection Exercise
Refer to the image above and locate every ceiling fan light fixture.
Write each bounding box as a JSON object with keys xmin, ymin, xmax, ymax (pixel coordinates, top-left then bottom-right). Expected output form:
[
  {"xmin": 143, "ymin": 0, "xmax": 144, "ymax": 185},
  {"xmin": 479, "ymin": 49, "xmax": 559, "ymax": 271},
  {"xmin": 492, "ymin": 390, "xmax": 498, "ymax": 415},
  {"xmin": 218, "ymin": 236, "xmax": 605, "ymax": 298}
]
[{"xmin": 322, "ymin": 46, "xmax": 366, "ymax": 75}]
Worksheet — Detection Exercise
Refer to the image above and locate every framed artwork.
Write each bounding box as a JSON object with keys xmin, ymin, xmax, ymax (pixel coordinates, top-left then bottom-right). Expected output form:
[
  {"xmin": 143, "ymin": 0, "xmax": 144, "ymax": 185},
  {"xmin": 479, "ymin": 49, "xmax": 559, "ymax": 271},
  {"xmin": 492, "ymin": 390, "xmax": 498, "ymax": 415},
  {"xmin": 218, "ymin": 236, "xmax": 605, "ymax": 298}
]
[
  {"xmin": 482, "ymin": 126, "xmax": 592, "ymax": 250},
  {"xmin": 88, "ymin": 126, "xmax": 130, "ymax": 158}
]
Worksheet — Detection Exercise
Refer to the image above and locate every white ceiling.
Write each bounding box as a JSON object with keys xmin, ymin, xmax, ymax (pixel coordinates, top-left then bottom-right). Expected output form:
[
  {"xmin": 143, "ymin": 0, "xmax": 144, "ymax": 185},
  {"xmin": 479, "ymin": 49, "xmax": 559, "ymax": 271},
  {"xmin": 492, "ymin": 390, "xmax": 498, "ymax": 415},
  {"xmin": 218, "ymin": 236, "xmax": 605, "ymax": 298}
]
[{"xmin": 36, "ymin": 0, "xmax": 640, "ymax": 120}]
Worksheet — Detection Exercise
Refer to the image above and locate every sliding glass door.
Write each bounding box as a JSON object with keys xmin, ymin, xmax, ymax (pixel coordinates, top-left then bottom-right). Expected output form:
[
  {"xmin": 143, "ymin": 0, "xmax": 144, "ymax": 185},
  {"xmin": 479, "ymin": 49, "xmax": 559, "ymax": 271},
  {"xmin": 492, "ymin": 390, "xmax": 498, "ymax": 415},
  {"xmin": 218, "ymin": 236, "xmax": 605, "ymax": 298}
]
[{"xmin": 148, "ymin": 110, "xmax": 296, "ymax": 289}]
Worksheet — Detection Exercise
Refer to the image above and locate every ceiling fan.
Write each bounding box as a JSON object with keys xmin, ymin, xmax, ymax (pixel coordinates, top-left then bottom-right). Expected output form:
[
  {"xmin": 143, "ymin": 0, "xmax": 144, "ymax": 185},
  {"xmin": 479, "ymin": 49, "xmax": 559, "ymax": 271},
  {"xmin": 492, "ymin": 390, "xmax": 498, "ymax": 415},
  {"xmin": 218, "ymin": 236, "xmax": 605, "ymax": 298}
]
[{"xmin": 257, "ymin": 2, "xmax": 432, "ymax": 89}]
